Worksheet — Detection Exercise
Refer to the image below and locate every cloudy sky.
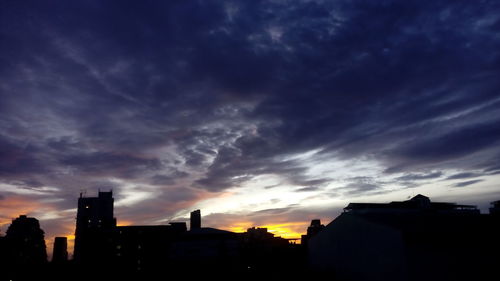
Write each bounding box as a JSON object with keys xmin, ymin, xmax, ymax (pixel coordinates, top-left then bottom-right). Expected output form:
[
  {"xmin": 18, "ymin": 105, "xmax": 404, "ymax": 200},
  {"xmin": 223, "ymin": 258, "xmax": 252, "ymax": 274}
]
[{"xmin": 1, "ymin": 0, "xmax": 500, "ymax": 255}]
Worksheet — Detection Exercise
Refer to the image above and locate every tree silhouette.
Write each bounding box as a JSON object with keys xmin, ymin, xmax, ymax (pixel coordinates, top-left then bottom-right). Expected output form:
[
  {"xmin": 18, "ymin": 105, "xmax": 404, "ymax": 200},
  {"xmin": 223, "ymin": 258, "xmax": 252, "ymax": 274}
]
[{"xmin": 5, "ymin": 215, "xmax": 47, "ymax": 266}]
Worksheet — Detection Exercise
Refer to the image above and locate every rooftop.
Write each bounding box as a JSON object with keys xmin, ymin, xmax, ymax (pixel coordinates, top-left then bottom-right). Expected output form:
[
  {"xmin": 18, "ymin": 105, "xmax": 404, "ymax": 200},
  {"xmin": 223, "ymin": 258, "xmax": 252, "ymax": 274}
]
[{"xmin": 344, "ymin": 194, "xmax": 479, "ymax": 214}]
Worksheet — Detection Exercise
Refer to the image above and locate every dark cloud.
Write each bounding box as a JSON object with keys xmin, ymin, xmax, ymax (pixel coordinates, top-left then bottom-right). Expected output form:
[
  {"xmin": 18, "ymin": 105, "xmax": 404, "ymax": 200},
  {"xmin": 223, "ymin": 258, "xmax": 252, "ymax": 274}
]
[
  {"xmin": 264, "ymin": 184, "xmax": 282, "ymax": 190},
  {"xmin": 392, "ymin": 120, "xmax": 500, "ymax": 165},
  {"xmin": 296, "ymin": 186, "xmax": 320, "ymax": 192},
  {"xmin": 477, "ymin": 154, "xmax": 500, "ymax": 174},
  {"xmin": 194, "ymin": 133, "xmax": 333, "ymax": 191},
  {"xmin": 454, "ymin": 180, "xmax": 484, "ymax": 188},
  {"xmin": 86, "ymin": 180, "xmax": 121, "ymax": 192},
  {"xmin": 446, "ymin": 172, "xmax": 482, "ymax": 180},
  {"xmin": 340, "ymin": 183, "xmax": 381, "ymax": 196},
  {"xmin": 250, "ymin": 207, "xmax": 294, "ymax": 216},
  {"xmin": 3, "ymin": 0, "xmax": 500, "ymax": 188},
  {"xmin": 9, "ymin": 179, "xmax": 45, "ymax": 188},
  {"xmin": 60, "ymin": 152, "xmax": 162, "ymax": 178},
  {"xmin": 396, "ymin": 172, "xmax": 443, "ymax": 181},
  {"xmin": 194, "ymin": 142, "xmax": 325, "ymax": 191},
  {"xmin": 0, "ymin": 135, "xmax": 47, "ymax": 177},
  {"xmin": 149, "ymin": 170, "xmax": 189, "ymax": 186}
]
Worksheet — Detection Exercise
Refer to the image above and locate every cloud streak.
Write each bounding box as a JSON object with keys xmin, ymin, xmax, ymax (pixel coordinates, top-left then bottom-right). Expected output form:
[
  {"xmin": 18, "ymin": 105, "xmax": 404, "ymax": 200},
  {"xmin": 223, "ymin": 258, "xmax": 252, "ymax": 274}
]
[{"xmin": 454, "ymin": 180, "xmax": 484, "ymax": 188}]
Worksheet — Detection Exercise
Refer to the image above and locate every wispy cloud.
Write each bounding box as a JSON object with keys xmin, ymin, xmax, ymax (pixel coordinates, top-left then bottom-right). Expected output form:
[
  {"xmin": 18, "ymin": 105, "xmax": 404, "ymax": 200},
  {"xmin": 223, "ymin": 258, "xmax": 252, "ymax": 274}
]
[{"xmin": 453, "ymin": 180, "xmax": 484, "ymax": 188}]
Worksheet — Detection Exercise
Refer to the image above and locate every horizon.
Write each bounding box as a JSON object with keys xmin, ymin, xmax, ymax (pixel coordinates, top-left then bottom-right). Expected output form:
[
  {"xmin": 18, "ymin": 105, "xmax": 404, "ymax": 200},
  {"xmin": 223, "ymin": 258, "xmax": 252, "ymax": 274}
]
[
  {"xmin": 1, "ymin": 0, "xmax": 500, "ymax": 262},
  {"xmin": 2, "ymin": 191, "xmax": 497, "ymax": 260}
]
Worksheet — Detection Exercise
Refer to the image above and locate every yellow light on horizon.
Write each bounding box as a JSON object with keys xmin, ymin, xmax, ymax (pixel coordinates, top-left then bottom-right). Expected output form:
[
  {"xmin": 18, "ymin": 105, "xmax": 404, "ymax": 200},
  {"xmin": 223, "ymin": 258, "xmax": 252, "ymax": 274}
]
[
  {"xmin": 227, "ymin": 221, "xmax": 308, "ymax": 242},
  {"xmin": 227, "ymin": 221, "xmax": 254, "ymax": 233},
  {"xmin": 117, "ymin": 220, "xmax": 133, "ymax": 226},
  {"xmin": 260, "ymin": 222, "xmax": 308, "ymax": 240}
]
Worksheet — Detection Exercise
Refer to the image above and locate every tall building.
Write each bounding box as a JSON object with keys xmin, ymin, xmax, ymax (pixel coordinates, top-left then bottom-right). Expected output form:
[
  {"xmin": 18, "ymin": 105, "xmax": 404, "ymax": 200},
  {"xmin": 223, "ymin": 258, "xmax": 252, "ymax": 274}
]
[
  {"xmin": 52, "ymin": 237, "xmax": 68, "ymax": 263},
  {"xmin": 190, "ymin": 209, "xmax": 201, "ymax": 230},
  {"xmin": 74, "ymin": 191, "xmax": 116, "ymax": 263}
]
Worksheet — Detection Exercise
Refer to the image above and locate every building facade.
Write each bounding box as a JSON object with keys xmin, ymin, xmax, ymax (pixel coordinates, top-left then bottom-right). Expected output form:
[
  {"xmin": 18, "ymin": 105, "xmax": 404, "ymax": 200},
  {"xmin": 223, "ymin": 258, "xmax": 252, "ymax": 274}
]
[{"xmin": 308, "ymin": 195, "xmax": 500, "ymax": 281}]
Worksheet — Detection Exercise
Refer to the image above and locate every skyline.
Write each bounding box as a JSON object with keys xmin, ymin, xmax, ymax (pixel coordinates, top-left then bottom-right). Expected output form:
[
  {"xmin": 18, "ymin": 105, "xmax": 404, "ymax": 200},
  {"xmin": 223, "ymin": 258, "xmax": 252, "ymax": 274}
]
[{"xmin": 1, "ymin": 0, "xmax": 500, "ymax": 257}]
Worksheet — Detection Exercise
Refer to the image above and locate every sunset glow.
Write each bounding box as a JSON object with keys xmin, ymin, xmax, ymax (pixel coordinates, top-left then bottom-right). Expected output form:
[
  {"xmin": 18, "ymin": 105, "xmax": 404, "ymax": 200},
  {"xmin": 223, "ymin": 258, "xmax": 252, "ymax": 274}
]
[{"xmin": 260, "ymin": 222, "xmax": 309, "ymax": 240}]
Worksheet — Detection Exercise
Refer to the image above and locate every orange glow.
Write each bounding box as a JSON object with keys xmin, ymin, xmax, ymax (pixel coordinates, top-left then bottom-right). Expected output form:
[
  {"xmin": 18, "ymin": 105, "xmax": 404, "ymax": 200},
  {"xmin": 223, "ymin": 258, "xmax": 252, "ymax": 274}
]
[
  {"xmin": 0, "ymin": 195, "xmax": 77, "ymax": 259},
  {"xmin": 0, "ymin": 196, "xmax": 42, "ymax": 231},
  {"xmin": 227, "ymin": 221, "xmax": 255, "ymax": 233},
  {"xmin": 117, "ymin": 220, "xmax": 133, "ymax": 226},
  {"xmin": 227, "ymin": 221, "xmax": 309, "ymax": 242},
  {"xmin": 260, "ymin": 222, "xmax": 309, "ymax": 240},
  {"xmin": 45, "ymin": 231, "xmax": 76, "ymax": 260}
]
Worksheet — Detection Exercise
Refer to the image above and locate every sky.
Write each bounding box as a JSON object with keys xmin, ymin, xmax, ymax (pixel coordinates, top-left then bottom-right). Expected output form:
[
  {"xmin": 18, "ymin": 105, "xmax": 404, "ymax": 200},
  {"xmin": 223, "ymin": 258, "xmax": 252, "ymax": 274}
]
[{"xmin": 1, "ymin": 0, "xmax": 500, "ymax": 256}]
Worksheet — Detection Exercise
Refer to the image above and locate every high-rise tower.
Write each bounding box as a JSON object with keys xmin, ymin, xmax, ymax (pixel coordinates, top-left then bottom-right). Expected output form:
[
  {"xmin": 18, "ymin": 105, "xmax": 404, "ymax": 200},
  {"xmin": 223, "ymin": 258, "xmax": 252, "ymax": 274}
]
[
  {"xmin": 74, "ymin": 191, "xmax": 116, "ymax": 263},
  {"xmin": 190, "ymin": 209, "xmax": 201, "ymax": 230}
]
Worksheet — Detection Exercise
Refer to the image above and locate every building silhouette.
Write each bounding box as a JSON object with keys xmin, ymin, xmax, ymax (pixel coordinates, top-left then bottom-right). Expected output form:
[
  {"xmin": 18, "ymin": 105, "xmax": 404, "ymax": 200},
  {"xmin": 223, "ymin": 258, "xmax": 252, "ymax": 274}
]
[
  {"xmin": 241, "ymin": 227, "xmax": 300, "ymax": 275},
  {"xmin": 170, "ymin": 226, "xmax": 242, "ymax": 275},
  {"xmin": 52, "ymin": 237, "xmax": 68, "ymax": 263},
  {"xmin": 301, "ymin": 219, "xmax": 325, "ymax": 246},
  {"xmin": 190, "ymin": 209, "xmax": 201, "ymax": 230},
  {"xmin": 0, "ymin": 234, "xmax": 5, "ymax": 272},
  {"xmin": 68, "ymin": 191, "xmax": 304, "ymax": 278},
  {"xmin": 490, "ymin": 200, "xmax": 500, "ymax": 215},
  {"xmin": 308, "ymin": 194, "xmax": 500, "ymax": 281},
  {"xmin": 5, "ymin": 191, "xmax": 498, "ymax": 280},
  {"xmin": 74, "ymin": 191, "xmax": 116, "ymax": 265},
  {"xmin": 343, "ymin": 193, "xmax": 479, "ymax": 214},
  {"xmin": 115, "ymin": 223, "xmax": 187, "ymax": 274}
]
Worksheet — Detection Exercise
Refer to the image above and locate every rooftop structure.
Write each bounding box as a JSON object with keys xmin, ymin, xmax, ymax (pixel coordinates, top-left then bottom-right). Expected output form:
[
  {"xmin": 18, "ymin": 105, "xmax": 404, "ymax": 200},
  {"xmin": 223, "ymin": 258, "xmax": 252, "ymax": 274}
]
[{"xmin": 344, "ymin": 194, "xmax": 479, "ymax": 214}]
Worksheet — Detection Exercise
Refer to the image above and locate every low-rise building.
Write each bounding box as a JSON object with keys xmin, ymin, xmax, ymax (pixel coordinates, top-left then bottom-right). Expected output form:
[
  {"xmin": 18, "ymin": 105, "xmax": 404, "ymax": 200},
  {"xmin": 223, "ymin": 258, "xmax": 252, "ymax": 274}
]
[{"xmin": 308, "ymin": 195, "xmax": 500, "ymax": 281}]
